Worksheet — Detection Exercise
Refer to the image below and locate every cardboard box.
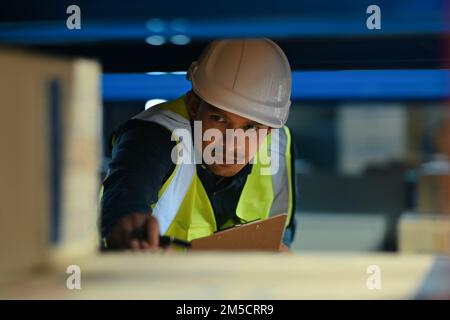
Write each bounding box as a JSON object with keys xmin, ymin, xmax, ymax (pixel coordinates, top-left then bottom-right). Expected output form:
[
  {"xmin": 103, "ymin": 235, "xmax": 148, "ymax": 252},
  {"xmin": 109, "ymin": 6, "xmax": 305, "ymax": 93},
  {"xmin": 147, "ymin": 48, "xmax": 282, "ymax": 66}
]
[{"xmin": 398, "ymin": 212, "xmax": 450, "ymax": 254}]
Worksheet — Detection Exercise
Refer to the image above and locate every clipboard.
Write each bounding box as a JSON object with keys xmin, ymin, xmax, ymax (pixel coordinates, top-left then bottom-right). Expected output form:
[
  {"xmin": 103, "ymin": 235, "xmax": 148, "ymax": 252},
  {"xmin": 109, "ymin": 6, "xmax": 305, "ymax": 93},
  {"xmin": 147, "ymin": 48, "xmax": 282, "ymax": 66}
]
[{"xmin": 191, "ymin": 214, "xmax": 287, "ymax": 251}]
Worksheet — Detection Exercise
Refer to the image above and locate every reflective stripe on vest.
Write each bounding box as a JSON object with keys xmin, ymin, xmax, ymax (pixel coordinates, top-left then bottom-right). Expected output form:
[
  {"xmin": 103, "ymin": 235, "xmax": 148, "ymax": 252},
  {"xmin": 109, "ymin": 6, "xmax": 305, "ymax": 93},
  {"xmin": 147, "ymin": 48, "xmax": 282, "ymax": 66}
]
[{"xmin": 133, "ymin": 95, "xmax": 293, "ymax": 240}]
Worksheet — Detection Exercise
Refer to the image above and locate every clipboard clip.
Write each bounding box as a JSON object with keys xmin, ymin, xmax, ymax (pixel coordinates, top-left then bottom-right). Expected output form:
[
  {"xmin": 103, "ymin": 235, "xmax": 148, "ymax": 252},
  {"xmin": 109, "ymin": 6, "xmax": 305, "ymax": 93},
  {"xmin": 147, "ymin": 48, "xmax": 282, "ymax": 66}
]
[{"xmin": 214, "ymin": 218, "xmax": 261, "ymax": 233}]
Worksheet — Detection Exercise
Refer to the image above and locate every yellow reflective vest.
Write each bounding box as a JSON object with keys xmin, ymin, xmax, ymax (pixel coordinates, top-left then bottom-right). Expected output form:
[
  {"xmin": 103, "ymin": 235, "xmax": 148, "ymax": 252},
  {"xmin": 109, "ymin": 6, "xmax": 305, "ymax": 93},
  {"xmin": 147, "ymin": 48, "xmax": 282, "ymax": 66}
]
[{"xmin": 131, "ymin": 95, "xmax": 294, "ymax": 241}]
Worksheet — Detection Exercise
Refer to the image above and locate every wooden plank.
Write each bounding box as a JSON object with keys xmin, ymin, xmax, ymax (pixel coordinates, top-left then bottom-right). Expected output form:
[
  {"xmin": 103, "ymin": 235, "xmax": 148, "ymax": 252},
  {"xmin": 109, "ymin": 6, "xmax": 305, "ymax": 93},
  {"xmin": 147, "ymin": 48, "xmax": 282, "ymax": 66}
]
[{"xmin": 0, "ymin": 253, "xmax": 437, "ymax": 299}]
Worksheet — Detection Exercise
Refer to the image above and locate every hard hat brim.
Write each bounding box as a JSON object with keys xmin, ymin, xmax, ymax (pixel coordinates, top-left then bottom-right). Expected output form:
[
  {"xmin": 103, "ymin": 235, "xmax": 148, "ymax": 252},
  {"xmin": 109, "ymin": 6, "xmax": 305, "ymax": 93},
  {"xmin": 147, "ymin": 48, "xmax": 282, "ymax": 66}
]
[{"xmin": 191, "ymin": 79, "xmax": 290, "ymax": 129}]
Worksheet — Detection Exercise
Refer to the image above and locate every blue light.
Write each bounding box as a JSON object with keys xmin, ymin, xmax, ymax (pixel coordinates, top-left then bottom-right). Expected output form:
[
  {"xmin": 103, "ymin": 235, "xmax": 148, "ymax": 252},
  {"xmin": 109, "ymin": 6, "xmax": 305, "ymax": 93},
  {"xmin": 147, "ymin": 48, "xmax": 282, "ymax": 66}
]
[
  {"xmin": 103, "ymin": 73, "xmax": 190, "ymax": 101},
  {"xmin": 145, "ymin": 35, "xmax": 166, "ymax": 45},
  {"xmin": 146, "ymin": 71, "xmax": 168, "ymax": 75},
  {"xmin": 170, "ymin": 34, "xmax": 190, "ymax": 45},
  {"xmin": 102, "ymin": 70, "xmax": 450, "ymax": 102},
  {"xmin": 145, "ymin": 18, "xmax": 166, "ymax": 32},
  {"xmin": 170, "ymin": 19, "xmax": 189, "ymax": 32},
  {"xmin": 1, "ymin": 15, "xmax": 448, "ymax": 44}
]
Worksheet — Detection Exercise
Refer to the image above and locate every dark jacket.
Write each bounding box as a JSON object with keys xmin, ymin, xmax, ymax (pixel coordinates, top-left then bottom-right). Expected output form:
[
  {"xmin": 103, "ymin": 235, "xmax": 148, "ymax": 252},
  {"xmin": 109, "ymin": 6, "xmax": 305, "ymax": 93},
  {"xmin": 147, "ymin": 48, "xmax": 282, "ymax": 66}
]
[{"xmin": 101, "ymin": 119, "xmax": 298, "ymax": 246}]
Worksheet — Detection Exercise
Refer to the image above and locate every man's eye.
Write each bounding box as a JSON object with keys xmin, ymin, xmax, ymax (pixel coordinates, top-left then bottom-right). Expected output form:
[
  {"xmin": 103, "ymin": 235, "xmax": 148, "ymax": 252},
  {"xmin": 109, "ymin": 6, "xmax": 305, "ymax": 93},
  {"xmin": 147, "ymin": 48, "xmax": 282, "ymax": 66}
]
[
  {"xmin": 243, "ymin": 124, "xmax": 257, "ymax": 131},
  {"xmin": 210, "ymin": 115, "xmax": 226, "ymax": 122}
]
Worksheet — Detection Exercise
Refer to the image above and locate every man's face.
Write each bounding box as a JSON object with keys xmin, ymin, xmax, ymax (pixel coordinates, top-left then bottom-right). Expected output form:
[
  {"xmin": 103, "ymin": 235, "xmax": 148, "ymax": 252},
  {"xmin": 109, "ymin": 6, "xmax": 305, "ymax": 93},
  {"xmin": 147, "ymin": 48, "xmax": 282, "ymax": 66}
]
[{"xmin": 187, "ymin": 92, "xmax": 270, "ymax": 177}]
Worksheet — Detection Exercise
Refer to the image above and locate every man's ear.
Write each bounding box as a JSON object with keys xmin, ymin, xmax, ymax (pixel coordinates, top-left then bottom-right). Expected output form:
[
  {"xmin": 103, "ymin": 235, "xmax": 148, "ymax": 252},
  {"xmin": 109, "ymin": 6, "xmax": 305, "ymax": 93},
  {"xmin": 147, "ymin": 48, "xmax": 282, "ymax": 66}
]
[{"xmin": 186, "ymin": 90, "xmax": 200, "ymax": 120}]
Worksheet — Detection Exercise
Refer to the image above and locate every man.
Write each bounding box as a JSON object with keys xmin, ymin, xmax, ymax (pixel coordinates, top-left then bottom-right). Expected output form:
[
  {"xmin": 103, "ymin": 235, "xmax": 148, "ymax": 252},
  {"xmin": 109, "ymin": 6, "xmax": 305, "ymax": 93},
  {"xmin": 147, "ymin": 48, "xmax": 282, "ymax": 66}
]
[{"xmin": 101, "ymin": 38, "xmax": 297, "ymax": 250}]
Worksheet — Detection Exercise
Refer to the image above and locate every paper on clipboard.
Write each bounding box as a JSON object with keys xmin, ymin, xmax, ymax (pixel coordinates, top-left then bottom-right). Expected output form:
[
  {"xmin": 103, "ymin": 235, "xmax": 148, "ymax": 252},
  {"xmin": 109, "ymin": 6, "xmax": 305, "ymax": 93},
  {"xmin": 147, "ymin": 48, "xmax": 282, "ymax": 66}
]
[{"xmin": 191, "ymin": 214, "xmax": 287, "ymax": 251}]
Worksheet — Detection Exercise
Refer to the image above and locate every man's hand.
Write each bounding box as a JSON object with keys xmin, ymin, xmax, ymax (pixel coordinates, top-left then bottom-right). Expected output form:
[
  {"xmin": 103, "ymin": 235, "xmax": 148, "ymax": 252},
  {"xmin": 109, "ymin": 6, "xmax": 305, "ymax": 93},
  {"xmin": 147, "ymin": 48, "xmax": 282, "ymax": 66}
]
[
  {"xmin": 279, "ymin": 243, "xmax": 292, "ymax": 253},
  {"xmin": 106, "ymin": 213, "xmax": 160, "ymax": 250}
]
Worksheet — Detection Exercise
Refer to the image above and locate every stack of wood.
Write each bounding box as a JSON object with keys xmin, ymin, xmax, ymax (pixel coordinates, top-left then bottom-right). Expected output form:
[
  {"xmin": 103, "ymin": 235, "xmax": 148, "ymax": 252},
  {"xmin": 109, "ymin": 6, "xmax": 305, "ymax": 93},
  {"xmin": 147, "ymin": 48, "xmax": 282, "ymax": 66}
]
[{"xmin": 0, "ymin": 48, "xmax": 101, "ymax": 282}]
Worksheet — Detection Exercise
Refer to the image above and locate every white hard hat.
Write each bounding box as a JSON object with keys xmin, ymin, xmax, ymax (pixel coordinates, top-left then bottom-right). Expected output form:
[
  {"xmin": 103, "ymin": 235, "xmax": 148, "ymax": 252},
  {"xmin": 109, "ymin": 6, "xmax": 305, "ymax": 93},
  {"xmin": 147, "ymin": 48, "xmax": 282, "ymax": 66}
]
[{"xmin": 187, "ymin": 38, "xmax": 292, "ymax": 128}]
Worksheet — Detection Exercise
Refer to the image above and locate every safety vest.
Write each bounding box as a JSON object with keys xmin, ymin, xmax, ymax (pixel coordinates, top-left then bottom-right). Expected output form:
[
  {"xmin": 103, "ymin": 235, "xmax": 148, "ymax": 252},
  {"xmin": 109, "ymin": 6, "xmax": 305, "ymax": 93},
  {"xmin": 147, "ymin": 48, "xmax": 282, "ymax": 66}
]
[{"xmin": 131, "ymin": 95, "xmax": 294, "ymax": 241}]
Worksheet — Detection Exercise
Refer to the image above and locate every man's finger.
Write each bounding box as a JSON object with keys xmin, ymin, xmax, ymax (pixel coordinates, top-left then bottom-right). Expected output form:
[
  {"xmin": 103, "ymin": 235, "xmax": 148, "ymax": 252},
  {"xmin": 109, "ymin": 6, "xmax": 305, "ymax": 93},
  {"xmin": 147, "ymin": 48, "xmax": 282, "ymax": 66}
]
[
  {"xmin": 120, "ymin": 219, "xmax": 134, "ymax": 249},
  {"xmin": 129, "ymin": 239, "xmax": 140, "ymax": 250},
  {"xmin": 140, "ymin": 241, "xmax": 149, "ymax": 250},
  {"xmin": 147, "ymin": 215, "xmax": 160, "ymax": 248}
]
